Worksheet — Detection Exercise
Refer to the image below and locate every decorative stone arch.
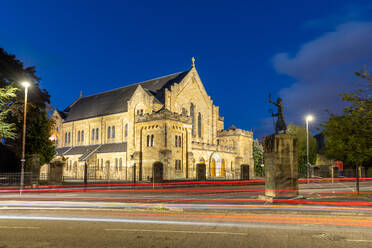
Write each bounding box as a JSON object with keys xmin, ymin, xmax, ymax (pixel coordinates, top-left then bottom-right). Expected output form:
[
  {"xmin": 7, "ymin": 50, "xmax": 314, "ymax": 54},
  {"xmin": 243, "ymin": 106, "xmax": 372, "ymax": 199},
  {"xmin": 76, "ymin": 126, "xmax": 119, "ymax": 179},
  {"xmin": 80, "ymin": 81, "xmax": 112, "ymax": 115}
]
[
  {"xmin": 199, "ymin": 157, "xmax": 205, "ymax": 164},
  {"xmin": 211, "ymin": 153, "xmax": 223, "ymax": 177},
  {"xmin": 190, "ymin": 103, "xmax": 195, "ymax": 136},
  {"xmin": 210, "ymin": 158, "xmax": 216, "ymax": 177},
  {"xmin": 221, "ymin": 159, "xmax": 226, "ymax": 177},
  {"xmin": 134, "ymin": 103, "xmax": 146, "ymax": 116}
]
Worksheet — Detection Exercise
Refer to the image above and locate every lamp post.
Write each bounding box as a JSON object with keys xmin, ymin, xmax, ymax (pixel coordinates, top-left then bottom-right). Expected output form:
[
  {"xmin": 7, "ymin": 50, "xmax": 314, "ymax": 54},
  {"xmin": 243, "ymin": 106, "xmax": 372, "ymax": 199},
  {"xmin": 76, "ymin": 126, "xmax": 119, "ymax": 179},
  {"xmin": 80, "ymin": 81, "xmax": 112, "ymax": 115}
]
[
  {"xmin": 20, "ymin": 81, "xmax": 30, "ymax": 194},
  {"xmin": 305, "ymin": 115, "xmax": 313, "ymax": 183},
  {"xmin": 260, "ymin": 163, "xmax": 264, "ymax": 177}
]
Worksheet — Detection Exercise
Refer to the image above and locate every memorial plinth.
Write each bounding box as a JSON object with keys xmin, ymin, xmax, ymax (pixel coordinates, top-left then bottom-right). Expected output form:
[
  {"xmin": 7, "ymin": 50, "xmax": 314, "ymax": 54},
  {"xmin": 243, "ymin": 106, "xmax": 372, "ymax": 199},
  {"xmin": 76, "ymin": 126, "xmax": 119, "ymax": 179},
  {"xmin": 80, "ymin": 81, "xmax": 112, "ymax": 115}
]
[{"xmin": 264, "ymin": 134, "xmax": 298, "ymax": 197}]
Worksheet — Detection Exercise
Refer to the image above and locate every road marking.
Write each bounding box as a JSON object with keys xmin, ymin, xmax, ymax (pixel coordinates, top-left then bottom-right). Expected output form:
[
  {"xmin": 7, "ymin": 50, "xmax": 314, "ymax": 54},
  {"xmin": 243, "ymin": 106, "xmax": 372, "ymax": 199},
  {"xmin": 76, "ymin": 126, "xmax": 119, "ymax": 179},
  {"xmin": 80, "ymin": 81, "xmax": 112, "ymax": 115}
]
[
  {"xmin": 105, "ymin": 228, "xmax": 247, "ymax": 235},
  {"xmin": 0, "ymin": 226, "xmax": 40, "ymax": 229},
  {"xmin": 346, "ymin": 239, "xmax": 372, "ymax": 243}
]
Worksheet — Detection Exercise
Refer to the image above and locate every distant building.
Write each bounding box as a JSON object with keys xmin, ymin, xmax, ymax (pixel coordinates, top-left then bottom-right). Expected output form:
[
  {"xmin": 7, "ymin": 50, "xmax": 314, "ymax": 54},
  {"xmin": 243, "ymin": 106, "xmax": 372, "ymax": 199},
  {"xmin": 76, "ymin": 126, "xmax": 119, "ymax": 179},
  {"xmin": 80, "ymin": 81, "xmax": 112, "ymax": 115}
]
[{"xmin": 51, "ymin": 59, "xmax": 254, "ymax": 181}]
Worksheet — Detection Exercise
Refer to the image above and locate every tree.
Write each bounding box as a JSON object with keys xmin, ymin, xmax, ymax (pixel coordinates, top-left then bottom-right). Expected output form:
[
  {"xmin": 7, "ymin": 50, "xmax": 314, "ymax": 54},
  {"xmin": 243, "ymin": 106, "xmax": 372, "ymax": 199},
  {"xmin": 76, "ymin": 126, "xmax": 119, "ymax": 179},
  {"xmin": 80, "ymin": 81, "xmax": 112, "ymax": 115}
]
[
  {"xmin": 287, "ymin": 123, "xmax": 317, "ymax": 176},
  {"xmin": 0, "ymin": 86, "xmax": 17, "ymax": 139},
  {"xmin": 321, "ymin": 66, "xmax": 372, "ymax": 192},
  {"xmin": 252, "ymin": 139, "xmax": 264, "ymax": 176},
  {"xmin": 26, "ymin": 110, "xmax": 56, "ymax": 165},
  {"xmin": 0, "ymin": 47, "xmax": 55, "ymax": 167}
]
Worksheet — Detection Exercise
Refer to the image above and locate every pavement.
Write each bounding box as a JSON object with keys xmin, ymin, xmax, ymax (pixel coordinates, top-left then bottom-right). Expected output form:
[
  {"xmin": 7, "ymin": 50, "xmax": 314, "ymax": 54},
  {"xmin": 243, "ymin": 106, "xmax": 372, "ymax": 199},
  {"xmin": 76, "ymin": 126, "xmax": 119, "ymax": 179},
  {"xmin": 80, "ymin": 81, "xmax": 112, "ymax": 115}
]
[{"xmin": 1, "ymin": 181, "xmax": 372, "ymax": 247}]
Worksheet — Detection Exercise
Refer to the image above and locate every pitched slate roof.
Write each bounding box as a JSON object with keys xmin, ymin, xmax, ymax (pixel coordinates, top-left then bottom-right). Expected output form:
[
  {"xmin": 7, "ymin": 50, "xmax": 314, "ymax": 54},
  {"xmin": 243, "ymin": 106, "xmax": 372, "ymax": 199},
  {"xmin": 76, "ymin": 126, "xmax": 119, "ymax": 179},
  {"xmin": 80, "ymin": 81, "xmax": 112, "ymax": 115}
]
[
  {"xmin": 62, "ymin": 70, "xmax": 190, "ymax": 122},
  {"xmin": 96, "ymin": 142, "xmax": 127, "ymax": 153},
  {"xmin": 55, "ymin": 147, "xmax": 72, "ymax": 156},
  {"xmin": 64, "ymin": 145, "xmax": 100, "ymax": 156},
  {"xmin": 55, "ymin": 143, "xmax": 127, "ymax": 160}
]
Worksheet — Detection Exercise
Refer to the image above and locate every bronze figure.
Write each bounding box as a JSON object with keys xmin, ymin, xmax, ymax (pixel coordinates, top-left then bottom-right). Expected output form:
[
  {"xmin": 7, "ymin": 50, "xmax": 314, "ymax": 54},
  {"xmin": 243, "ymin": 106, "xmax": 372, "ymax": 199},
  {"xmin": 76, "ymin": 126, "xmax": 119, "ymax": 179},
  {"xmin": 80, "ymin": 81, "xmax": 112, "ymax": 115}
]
[{"xmin": 269, "ymin": 94, "xmax": 287, "ymax": 134}]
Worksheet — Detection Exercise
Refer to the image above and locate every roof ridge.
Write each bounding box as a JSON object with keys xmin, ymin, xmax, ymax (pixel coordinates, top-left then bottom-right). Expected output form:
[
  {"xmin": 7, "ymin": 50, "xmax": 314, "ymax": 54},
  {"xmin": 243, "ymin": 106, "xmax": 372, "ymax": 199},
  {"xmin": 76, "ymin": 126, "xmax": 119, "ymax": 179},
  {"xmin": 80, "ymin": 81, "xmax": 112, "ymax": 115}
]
[{"xmin": 78, "ymin": 71, "xmax": 188, "ymax": 100}]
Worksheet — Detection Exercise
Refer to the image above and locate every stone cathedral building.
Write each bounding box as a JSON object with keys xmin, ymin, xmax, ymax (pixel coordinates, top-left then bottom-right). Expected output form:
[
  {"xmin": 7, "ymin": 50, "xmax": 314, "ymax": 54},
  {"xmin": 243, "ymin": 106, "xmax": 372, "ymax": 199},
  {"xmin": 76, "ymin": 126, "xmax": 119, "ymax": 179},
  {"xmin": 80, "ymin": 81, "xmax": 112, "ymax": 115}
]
[{"xmin": 52, "ymin": 59, "xmax": 254, "ymax": 181}]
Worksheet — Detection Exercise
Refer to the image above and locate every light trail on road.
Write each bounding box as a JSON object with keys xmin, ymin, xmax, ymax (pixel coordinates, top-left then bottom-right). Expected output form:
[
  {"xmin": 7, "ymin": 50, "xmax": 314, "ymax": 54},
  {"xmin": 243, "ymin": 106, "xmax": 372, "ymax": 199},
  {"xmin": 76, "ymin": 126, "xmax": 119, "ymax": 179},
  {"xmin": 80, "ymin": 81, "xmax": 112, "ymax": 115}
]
[
  {"xmin": 2, "ymin": 195, "xmax": 372, "ymax": 207},
  {"xmin": 1, "ymin": 177, "xmax": 371, "ymax": 191},
  {"xmin": 1, "ymin": 211, "xmax": 372, "ymax": 228},
  {"xmin": 2, "ymin": 200, "xmax": 372, "ymax": 213}
]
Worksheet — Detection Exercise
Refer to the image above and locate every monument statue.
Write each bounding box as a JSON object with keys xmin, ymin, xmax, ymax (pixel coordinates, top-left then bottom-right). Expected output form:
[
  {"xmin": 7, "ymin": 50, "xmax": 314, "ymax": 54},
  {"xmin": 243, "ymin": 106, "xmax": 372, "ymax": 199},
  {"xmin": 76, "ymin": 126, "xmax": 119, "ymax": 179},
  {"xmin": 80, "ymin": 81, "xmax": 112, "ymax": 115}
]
[{"xmin": 269, "ymin": 94, "xmax": 287, "ymax": 134}]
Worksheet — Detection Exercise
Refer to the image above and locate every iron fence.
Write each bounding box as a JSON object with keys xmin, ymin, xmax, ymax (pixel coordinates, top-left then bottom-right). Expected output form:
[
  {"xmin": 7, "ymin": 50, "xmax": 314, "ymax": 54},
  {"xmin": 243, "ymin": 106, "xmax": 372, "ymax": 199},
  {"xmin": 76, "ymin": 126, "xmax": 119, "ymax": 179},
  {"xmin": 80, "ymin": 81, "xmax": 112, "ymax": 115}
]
[{"xmin": 0, "ymin": 172, "xmax": 33, "ymax": 186}]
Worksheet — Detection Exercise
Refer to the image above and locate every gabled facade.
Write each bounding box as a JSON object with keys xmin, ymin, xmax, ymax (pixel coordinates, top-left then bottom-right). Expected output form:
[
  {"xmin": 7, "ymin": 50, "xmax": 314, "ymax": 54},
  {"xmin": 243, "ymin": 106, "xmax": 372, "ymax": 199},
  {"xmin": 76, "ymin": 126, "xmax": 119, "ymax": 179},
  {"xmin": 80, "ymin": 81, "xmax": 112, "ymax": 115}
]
[{"xmin": 52, "ymin": 60, "xmax": 254, "ymax": 181}]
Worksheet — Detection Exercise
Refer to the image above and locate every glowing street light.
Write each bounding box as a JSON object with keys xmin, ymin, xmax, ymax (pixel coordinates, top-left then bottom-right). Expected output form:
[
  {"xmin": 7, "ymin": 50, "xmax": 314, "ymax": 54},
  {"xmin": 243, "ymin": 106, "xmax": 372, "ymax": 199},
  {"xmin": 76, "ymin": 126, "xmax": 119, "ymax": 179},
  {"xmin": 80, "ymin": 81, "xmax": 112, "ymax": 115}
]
[
  {"xmin": 305, "ymin": 115, "xmax": 313, "ymax": 183},
  {"xmin": 21, "ymin": 81, "xmax": 30, "ymax": 88},
  {"xmin": 20, "ymin": 81, "xmax": 30, "ymax": 194}
]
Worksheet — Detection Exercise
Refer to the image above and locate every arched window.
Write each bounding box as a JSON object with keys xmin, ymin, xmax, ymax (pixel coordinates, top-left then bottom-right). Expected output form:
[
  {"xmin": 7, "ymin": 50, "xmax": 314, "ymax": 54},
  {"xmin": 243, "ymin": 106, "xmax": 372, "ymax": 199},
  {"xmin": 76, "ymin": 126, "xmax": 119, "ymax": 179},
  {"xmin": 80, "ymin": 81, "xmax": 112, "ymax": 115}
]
[
  {"xmin": 115, "ymin": 158, "xmax": 118, "ymax": 171},
  {"xmin": 178, "ymin": 135, "xmax": 182, "ymax": 147},
  {"xmin": 147, "ymin": 135, "xmax": 150, "ymax": 147},
  {"xmin": 119, "ymin": 158, "xmax": 122, "ymax": 171},
  {"xmin": 198, "ymin": 112, "xmax": 202, "ymax": 138},
  {"xmin": 78, "ymin": 131, "xmax": 80, "ymax": 142},
  {"xmin": 125, "ymin": 124, "xmax": 128, "ymax": 137},
  {"xmin": 68, "ymin": 132, "xmax": 71, "ymax": 144},
  {"xmin": 175, "ymin": 135, "xmax": 178, "ymax": 147},
  {"xmin": 151, "ymin": 135, "xmax": 154, "ymax": 147},
  {"xmin": 91, "ymin": 129, "xmax": 95, "ymax": 140},
  {"xmin": 96, "ymin": 128, "xmax": 99, "ymax": 140},
  {"xmin": 101, "ymin": 159, "xmax": 103, "ymax": 170},
  {"xmin": 112, "ymin": 126, "xmax": 115, "ymax": 138},
  {"xmin": 65, "ymin": 133, "xmax": 67, "ymax": 145},
  {"xmin": 175, "ymin": 160, "xmax": 181, "ymax": 170},
  {"xmin": 190, "ymin": 103, "xmax": 195, "ymax": 136},
  {"xmin": 108, "ymin": 126, "xmax": 111, "ymax": 139},
  {"xmin": 81, "ymin": 130, "xmax": 84, "ymax": 142}
]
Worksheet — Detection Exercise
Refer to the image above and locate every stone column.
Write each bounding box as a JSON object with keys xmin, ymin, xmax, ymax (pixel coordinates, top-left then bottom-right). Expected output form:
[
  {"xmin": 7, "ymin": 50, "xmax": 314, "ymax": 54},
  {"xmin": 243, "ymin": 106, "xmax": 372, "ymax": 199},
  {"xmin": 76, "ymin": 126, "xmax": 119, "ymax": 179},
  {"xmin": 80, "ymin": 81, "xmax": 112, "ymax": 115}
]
[
  {"xmin": 49, "ymin": 160, "xmax": 65, "ymax": 185},
  {"xmin": 264, "ymin": 134, "xmax": 298, "ymax": 197},
  {"xmin": 26, "ymin": 154, "xmax": 40, "ymax": 186}
]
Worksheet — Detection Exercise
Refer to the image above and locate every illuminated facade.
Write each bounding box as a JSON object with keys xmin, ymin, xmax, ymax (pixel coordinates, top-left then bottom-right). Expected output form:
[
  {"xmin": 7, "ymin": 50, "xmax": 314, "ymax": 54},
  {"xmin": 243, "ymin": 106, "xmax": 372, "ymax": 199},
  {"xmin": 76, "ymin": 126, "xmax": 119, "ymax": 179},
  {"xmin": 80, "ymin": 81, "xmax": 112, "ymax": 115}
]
[{"xmin": 52, "ymin": 59, "xmax": 254, "ymax": 181}]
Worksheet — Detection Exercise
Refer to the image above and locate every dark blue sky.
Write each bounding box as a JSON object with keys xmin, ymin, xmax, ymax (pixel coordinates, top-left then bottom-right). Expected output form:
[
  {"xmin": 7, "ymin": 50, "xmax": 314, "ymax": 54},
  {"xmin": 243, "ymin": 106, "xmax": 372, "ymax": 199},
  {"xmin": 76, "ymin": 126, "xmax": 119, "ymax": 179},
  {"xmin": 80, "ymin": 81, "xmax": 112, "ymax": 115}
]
[{"xmin": 2, "ymin": 0, "xmax": 371, "ymax": 138}]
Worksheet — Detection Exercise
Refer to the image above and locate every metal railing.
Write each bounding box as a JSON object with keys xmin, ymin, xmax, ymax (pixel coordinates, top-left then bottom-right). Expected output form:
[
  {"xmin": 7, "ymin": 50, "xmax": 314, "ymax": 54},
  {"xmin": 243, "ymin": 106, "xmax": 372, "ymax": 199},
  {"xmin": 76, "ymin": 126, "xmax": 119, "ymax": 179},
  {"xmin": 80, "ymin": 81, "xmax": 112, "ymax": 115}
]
[{"xmin": 0, "ymin": 172, "xmax": 33, "ymax": 186}]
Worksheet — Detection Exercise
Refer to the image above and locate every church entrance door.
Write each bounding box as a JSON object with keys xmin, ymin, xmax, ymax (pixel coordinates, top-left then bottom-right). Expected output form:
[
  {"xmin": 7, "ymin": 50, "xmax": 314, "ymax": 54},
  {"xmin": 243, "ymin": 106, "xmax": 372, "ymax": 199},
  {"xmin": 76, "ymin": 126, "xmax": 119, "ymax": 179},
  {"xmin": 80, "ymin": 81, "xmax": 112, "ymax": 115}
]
[
  {"xmin": 196, "ymin": 163, "xmax": 206, "ymax": 181},
  {"xmin": 153, "ymin": 162, "xmax": 163, "ymax": 183}
]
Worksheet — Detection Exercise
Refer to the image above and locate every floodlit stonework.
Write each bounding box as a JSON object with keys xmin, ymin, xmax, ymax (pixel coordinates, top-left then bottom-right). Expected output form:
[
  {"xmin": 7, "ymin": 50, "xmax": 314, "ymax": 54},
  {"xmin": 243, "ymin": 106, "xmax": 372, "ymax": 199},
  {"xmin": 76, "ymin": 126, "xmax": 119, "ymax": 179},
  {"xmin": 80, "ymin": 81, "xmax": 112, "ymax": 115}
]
[{"xmin": 52, "ymin": 59, "xmax": 254, "ymax": 181}]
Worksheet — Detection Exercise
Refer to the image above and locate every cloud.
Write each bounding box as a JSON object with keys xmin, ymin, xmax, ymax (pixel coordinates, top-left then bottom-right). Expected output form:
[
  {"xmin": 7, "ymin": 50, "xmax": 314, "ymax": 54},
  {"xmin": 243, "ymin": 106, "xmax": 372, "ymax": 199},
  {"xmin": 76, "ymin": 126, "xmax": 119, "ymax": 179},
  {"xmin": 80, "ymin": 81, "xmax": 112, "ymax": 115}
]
[
  {"xmin": 303, "ymin": 3, "xmax": 372, "ymax": 29},
  {"xmin": 272, "ymin": 22, "xmax": 372, "ymax": 129}
]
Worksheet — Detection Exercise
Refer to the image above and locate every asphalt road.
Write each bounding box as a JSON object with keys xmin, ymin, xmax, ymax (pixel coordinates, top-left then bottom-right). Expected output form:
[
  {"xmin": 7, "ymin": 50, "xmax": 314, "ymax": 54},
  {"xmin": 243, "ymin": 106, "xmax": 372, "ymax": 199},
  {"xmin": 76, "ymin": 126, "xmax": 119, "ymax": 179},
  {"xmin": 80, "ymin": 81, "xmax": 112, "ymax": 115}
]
[
  {"xmin": 1, "ymin": 181, "xmax": 372, "ymax": 247},
  {"xmin": 1, "ymin": 208, "xmax": 372, "ymax": 248}
]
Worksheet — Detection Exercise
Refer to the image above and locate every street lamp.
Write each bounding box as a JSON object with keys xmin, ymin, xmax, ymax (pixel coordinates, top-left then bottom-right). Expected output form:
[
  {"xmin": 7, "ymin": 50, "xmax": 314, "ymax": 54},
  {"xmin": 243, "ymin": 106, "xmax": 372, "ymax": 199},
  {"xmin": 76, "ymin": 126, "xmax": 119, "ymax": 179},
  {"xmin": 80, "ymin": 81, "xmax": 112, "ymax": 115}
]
[
  {"xmin": 20, "ymin": 81, "xmax": 30, "ymax": 194},
  {"xmin": 260, "ymin": 163, "xmax": 264, "ymax": 177},
  {"xmin": 305, "ymin": 115, "xmax": 313, "ymax": 183}
]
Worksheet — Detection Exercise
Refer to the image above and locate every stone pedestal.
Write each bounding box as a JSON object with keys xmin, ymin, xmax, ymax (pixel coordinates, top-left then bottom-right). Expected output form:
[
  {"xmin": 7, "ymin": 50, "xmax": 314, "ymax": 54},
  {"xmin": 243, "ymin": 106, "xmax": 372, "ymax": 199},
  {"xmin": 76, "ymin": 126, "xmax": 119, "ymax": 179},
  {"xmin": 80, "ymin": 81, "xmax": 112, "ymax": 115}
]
[
  {"xmin": 49, "ymin": 160, "xmax": 65, "ymax": 185},
  {"xmin": 26, "ymin": 154, "xmax": 40, "ymax": 186},
  {"xmin": 264, "ymin": 134, "xmax": 298, "ymax": 197}
]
